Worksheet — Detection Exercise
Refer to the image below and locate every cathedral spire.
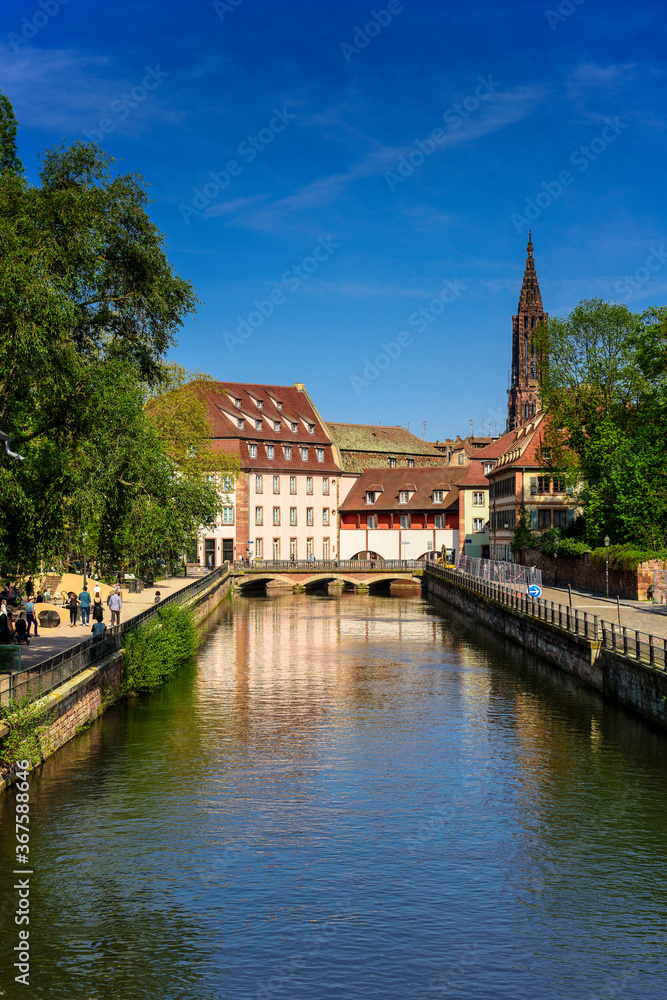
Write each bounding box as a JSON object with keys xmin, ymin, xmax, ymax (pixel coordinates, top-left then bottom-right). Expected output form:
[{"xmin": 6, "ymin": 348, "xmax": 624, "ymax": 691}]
[
  {"xmin": 518, "ymin": 231, "xmax": 543, "ymax": 312},
  {"xmin": 507, "ymin": 234, "xmax": 548, "ymax": 431}
]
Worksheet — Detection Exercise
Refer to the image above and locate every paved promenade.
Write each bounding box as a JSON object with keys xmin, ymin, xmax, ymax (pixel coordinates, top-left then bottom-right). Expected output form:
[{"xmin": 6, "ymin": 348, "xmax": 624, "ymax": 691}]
[
  {"xmin": 540, "ymin": 584, "xmax": 667, "ymax": 639},
  {"xmin": 17, "ymin": 576, "xmax": 193, "ymax": 670}
]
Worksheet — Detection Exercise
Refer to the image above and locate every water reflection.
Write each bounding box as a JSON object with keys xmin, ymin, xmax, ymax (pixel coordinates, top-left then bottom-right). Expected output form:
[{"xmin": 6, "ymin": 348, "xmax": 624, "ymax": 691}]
[{"xmin": 1, "ymin": 592, "xmax": 666, "ymax": 999}]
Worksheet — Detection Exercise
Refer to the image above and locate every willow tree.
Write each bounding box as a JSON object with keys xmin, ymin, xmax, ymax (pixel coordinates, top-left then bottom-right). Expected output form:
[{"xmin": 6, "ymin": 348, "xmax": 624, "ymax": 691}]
[{"xmin": 0, "ymin": 93, "xmax": 236, "ymax": 575}]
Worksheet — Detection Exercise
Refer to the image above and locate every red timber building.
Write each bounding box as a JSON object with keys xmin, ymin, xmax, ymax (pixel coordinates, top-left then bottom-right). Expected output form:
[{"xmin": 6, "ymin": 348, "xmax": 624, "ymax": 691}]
[
  {"xmin": 478, "ymin": 414, "xmax": 575, "ymax": 562},
  {"xmin": 196, "ymin": 382, "xmax": 343, "ymax": 565},
  {"xmin": 338, "ymin": 467, "xmax": 464, "ymax": 562}
]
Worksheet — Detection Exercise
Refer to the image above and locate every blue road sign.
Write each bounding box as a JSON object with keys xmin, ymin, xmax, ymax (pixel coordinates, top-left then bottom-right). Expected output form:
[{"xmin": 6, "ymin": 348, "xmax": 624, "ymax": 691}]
[{"xmin": 528, "ymin": 584, "xmax": 542, "ymax": 599}]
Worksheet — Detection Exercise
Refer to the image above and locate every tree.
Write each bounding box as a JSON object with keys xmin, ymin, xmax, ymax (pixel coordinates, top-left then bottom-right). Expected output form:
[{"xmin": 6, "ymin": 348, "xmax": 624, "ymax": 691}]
[
  {"xmin": 534, "ymin": 298, "xmax": 667, "ymax": 549},
  {"xmin": 0, "ymin": 93, "xmax": 236, "ymax": 576}
]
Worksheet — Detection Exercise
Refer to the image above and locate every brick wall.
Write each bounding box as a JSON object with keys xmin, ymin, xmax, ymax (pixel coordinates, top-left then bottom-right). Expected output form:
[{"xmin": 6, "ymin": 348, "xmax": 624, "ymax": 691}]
[{"xmin": 519, "ymin": 549, "xmax": 666, "ymax": 601}]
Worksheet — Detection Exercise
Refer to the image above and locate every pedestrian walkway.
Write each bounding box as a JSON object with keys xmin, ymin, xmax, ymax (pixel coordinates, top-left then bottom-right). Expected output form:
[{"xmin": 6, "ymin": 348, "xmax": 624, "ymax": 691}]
[
  {"xmin": 16, "ymin": 576, "xmax": 193, "ymax": 670},
  {"xmin": 540, "ymin": 584, "xmax": 667, "ymax": 640}
]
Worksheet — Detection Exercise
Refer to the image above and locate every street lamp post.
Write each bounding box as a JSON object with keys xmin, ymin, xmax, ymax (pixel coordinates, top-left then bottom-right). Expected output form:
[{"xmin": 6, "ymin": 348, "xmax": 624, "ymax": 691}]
[
  {"xmin": 554, "ymin": 534, "xmax": 560, "ymax": 589},
  {"xmin": 82, "ymin": 530, "xmax": 88, "ymax": 590},
  {"xmin": 604, "ymin": 535, "xmax": 610, "ymax": 599}
]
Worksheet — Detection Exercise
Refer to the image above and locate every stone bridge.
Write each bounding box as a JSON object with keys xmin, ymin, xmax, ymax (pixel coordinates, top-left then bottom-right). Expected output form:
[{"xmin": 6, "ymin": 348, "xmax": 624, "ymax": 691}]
[{"xmin": 230, "ymin": 559, "xmax": 426, "ymax": 594}]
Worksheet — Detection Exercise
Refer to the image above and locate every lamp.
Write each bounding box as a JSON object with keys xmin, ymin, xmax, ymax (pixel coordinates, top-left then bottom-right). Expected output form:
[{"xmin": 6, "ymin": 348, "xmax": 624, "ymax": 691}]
[{"xmin": 604, "ymin": 534, "xmax": 610, "ymax": 599}]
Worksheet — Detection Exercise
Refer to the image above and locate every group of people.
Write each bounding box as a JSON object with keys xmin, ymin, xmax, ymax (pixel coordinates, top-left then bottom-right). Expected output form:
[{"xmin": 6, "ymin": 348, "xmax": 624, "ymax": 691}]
[
  {"xmin": 65, "ymin": 584, "xmax": 123, "ymax": 630},
  {"xmin": 0, "ymin": 581, "xmax": 124, "ymax": 646}
]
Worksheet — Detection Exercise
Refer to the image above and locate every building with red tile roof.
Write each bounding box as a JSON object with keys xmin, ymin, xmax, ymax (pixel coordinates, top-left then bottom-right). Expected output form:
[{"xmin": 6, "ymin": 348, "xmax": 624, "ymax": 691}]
[
  {"xmin": 480, "ymin": 414, "xmax": 575, "ymax": 561},
  {"xmin": 196, "ymin": 381, "xmax": 343, "ymax": 564},
  {"xmin": 338, "ymin": 466, "xmax": 466, "ymax": 561}
]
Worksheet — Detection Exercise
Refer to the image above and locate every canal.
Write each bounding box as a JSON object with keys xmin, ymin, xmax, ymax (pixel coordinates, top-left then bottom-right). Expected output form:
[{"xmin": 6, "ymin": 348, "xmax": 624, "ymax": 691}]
[{"xmin": 1, "ymin": 593, "xmax": 666, "ymax": 998}]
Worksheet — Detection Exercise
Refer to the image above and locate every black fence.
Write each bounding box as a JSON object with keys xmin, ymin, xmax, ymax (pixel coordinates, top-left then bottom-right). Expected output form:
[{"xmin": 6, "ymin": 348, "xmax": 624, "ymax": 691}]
[
  {"xmin": 426, "ymin": 565, "xmax": 667, "ymax": 671},
  {"xmin": 0, "ymin": 564, "xmax": 231, "ymax": 707}
]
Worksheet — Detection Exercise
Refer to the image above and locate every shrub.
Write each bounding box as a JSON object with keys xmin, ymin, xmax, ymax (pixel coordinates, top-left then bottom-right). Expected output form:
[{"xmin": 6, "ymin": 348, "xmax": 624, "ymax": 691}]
[
  {"xmin": 589, "ymin": 543, "xmax": 667, "ymax": 572},
  {"xmin": 122, "ymin": 604, "xmax": 198, "ymax": 692}
]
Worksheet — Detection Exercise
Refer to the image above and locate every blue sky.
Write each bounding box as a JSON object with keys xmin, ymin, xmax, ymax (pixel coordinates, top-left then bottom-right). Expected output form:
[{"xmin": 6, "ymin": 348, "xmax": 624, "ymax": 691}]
[{"xmin": 3, "ymin": 0, "xmax": 665, "ymax": 439}]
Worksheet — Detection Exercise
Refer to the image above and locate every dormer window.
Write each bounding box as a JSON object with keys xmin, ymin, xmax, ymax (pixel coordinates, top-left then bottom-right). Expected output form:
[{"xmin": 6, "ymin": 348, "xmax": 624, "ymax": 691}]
[
  {"xmin": 284, "ymin": 446, "xmax": 292, "ymax": 460},
  {"xmin": 308, "ymin": 423, "xmax": 315, "ymax": 434},
  {"xmin": 266, "ymin": 445, "xmax": 275, "ymax": 459},
  {"xmin": 399, "ymin": 490, "xmax": 409, "ymax": 504},
  {"xmin": 234, "ymin": 398, "xmax": 241, "ymax": 408},
  {"xmin": 389, "ymin": 457, "xmax": 396, "ymax": 468},
  {"xmin": 433, "ymin": 490, "xmax": 443, "ymax": 504},
  {"xmin": 300, "ymin": 447, "xmax": 308, "ymax": 461},
  {"xmin": 277, "ymin": 401, "xmax": 283, "ymax": 410},
  {"xmin": 249, "ymin": 444, "xmax": 257, "ymax": 458},
  {"xmin": 483, "ymin": 462, "xmax": 493, "ymax": 475},
  {"xmin": 291, "ymin": 422, "xmax": 298, "ymax": 433},
  {"xmin": 407, "ymin": 459, "xmax": 414, "ymax": 468},
  {"xmin": 274, "ymin": 421, "xmax": 281, "ymax": 432},
  {"xmin": 255, "ymin": 420, "xmax": 263, "ymax": 431},
  {"xmin": 257, "ymin": 400, "xmax": 263, "ymax": 410},
  {"xmin": 316, "ymin": 448, "xmax": 324, "ymax": 462},
  {"xmin": 238, "ymin": 418, "xmax": 245, "ymax": 429},
  {"xmin": 365, "ymin": 491, "xmax": 375, "ymax": 505}
]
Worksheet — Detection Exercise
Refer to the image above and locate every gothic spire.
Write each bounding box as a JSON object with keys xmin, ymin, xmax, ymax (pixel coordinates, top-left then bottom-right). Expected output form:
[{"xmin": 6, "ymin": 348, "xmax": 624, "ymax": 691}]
[{"xmin": 518, "ymin": 231, "xmax": 543, "ymax": 310}]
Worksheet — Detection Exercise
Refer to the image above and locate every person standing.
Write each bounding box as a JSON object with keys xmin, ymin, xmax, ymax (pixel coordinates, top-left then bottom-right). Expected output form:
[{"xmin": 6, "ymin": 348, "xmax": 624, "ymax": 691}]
[
  {"xmin": 67, "ymin": 592, "xmax": 80, "ymax": 627},
  {"xmin": 92, "ymin": 595, "xmax": 104, "ymax": 622},
  {"xmin": 78, "ymin": 585, "xmax": 91, "ymax": 626},
  {"xmin": 108, "ymin": 589, "xmax": 122, "ymax": 627},
  {"xmin": 26, "ymin": 596, "xmax": 39, "ymax": 637}
]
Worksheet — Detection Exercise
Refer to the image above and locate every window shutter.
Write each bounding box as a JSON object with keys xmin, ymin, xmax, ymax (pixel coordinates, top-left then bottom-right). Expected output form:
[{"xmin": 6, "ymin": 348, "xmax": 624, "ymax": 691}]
[
  {"xmin": 530, "ymin": 508, "xmax": 538, "ymax": 529},
  {"xmin": 530, "ymin": 477, "xmax": 537, "ymax": 495}
]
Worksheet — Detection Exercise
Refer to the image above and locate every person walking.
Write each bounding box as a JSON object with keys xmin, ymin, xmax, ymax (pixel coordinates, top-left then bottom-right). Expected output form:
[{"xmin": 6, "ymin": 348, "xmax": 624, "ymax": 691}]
[
  {"xmin": 108, "ymin": 588, "xmax": 122, "ymax": 627},
  {"xmin": 26, "ymin": 596, "xmax": 39, "ymax": 637},
  {"xmin": 66, "ymin": 592, "xmax": 80, "ymax": 627},
  {"xmin": 78, "ymin": 585, "xmax": 92, "ymax": 626}
]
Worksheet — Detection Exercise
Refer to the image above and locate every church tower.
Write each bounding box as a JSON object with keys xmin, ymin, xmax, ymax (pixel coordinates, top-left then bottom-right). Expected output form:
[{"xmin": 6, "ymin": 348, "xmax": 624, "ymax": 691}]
[{"xmin": 507, "ymin": 232, "xmax": 547, "ymax": 431}]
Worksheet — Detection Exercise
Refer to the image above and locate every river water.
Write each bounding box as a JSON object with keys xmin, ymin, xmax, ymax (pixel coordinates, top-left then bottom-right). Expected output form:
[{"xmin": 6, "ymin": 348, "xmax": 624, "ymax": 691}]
[{"xmin": 1, "ymin": 593, "xmax": 666, "ymax": 999}]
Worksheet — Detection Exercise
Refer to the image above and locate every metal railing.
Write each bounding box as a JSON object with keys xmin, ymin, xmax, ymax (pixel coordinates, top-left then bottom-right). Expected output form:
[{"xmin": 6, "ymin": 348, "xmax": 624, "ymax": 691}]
[
  {"xmin": 238, "ymin": 559, "xmax": 427, "ymax": 572},
  {"xmin": 456, "ymin": 554, "xmax": 542, "ymax": 588},
  {"xmin": 0, "ymin": 564, "xmax": 232, "ymax": 707},
  {"xmin": 426, "ymin": 564, "xmax": 667, "ymax": 671}
]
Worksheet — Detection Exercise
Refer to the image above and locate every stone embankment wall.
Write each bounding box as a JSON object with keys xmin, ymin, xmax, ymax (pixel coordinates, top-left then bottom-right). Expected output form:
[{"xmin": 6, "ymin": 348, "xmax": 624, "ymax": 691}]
[
  {"xmin": 0, "ymin": 570, "xmax": 233, "ymax": 792},
  {"xmin": 519, "ymin": 549, "xmax": 666, "ymax": 601},
  {"xmin": 425, "ymin": 571, "xmax": 667, "ymax": 730}
]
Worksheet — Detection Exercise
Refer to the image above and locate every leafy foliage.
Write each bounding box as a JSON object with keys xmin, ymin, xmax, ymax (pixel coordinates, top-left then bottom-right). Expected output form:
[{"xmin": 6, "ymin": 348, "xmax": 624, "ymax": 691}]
[
  {"xmin": 0, "ymin": 94, "xmax": 237, "ymax": 575},
  {"xmin": 510, "ymin": 507, "xmax": 534, "ymax": 555},
  {"xmin": 122, "ymin": 604, "xmax": 199, "ymax": 691},
  {"xmin": 589, "ymin": 543, "xmax": 667, "ymax": 572},
  {"xmin": 534, "ymin": 298, "xmax": 667, "ymax": 549}
]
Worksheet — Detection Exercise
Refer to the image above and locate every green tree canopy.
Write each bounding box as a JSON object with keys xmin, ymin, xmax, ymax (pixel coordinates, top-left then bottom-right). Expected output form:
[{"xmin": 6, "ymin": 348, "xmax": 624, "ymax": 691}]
[
  {"xmin": 535, "ymin": 298, "xmax": 667, "ymax": 549},
  {"xmin": 0, "ymin": 93, "xmax": 237, "ymax": 576}
]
